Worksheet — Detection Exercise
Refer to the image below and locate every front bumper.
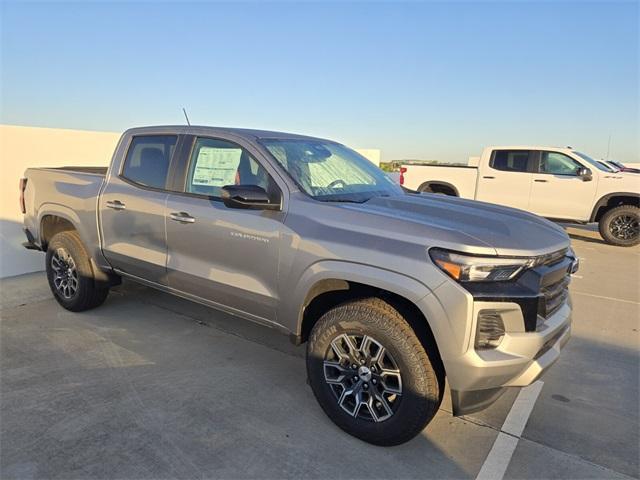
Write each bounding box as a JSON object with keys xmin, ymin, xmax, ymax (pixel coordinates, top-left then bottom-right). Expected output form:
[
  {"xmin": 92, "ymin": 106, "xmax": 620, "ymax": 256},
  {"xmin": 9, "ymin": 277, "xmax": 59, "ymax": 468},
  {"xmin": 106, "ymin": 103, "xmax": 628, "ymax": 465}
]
[
  {"xmin": 449, "ymin": 299, "xmax": 571, "ymax": 415},
  {"xmin": 420, "ymin": 252, "xmax": 575, "ymax": 416}
]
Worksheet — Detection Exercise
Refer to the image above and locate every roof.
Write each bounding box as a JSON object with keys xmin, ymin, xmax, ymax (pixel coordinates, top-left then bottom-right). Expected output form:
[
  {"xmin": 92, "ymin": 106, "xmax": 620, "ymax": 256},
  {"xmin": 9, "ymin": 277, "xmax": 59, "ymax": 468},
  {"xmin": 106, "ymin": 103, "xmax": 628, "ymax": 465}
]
[
  {"xmin": 123, "ymin": 125, "xmax": 334, "ymax": 143},
  {"xmin": 485, "ymin": 145, "xmax": 576, "ymax": 153}
]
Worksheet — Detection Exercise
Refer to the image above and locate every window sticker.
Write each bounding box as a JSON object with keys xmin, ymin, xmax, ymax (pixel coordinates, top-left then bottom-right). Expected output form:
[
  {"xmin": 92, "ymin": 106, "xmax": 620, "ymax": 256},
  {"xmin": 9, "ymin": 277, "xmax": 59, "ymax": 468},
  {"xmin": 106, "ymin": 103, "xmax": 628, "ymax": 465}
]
[{"xmin": 192, "ymin": 147, "xmax": 242, "ymax": 186}]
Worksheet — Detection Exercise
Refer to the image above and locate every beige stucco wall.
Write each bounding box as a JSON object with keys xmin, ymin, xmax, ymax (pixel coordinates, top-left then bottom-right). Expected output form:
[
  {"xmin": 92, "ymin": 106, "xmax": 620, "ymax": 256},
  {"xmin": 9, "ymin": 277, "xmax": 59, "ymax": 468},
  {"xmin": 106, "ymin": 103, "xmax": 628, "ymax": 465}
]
[
  {"xmin": 0, "ymin": 125, "xmax": 120, "ymax": 277},
  {"xmin": 0, "ymin": 124, "xmax": 381, "ymax": 278},
  {"xmin": 355, "ymin": 149, "xmax": 381, "ymax": 166}
]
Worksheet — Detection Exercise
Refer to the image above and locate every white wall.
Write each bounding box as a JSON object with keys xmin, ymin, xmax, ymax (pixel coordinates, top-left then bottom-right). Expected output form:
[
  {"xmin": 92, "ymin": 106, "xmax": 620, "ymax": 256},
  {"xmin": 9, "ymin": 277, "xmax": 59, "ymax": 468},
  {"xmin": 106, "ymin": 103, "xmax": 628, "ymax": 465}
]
[
  {"xmin": 355, "ymin": 149, "xmax": 381, "ymax": 166},
  {"xmin": 0, "ymin": 125, "xmax": 120, "ymax": 278}
]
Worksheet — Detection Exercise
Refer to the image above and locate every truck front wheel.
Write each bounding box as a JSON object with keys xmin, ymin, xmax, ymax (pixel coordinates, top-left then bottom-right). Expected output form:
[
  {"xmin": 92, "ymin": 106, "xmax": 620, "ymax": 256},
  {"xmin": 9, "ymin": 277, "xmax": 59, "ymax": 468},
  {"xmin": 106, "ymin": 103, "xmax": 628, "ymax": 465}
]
[
  {"xmin": 306, "ymin": 298, "xmax": 442, "ymax": 446},
  {"xmin": 598, "ymin": 205, "xmax": 639, "ymax": 247},
  {"xmin": 45, "ymin": 231, "xmax": 109, "ymax": 311}
]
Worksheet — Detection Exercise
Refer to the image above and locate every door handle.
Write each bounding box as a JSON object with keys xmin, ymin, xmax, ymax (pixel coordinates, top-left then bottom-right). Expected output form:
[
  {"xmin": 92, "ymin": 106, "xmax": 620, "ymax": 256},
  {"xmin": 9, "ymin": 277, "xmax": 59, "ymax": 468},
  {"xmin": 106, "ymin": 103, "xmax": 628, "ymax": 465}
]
[
  {"xmin": 534, "ymin": 179, "xmax": 548, "ymax": 183},
  {"xmin": 483, "ymin": 176, "xmax": 495, "ymax": 179},
  {"xmin": 169, "ymin": 212, "xmax": 196, "ymax": 224},
  {"xmin": 106, "ymin": 200, "xmax": 126, "ymax": 210}
]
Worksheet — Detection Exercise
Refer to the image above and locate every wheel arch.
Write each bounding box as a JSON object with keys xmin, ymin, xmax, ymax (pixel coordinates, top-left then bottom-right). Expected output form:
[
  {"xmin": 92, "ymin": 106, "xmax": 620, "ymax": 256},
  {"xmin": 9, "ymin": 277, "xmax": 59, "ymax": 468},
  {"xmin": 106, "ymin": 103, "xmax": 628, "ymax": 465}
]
[
  {"xmin": 37, "ymin": 205, "xmax": 116, "ymax": 285},
  {"xmin": 417, "ymin": 181, "xmax": 459, "ymax": 196},
  {"xmin": 39, "ymin": 213, "xmax": 78, "ymax": 250},
  {"xmin": 590, "ymin": 192, "xmax": 640, "ymax": 222},
  {"xmin": 289, "ymin": 262, "xmax": 446, "ymax": 380}
]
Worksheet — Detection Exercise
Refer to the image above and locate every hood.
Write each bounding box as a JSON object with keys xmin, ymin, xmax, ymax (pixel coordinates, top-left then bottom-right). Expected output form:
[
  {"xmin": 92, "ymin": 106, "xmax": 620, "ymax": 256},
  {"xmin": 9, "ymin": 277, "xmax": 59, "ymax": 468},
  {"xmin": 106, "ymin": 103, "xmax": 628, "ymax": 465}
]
[{"xmin": 338, "ymin": 193, "xmax": 570, "ymax": 256}]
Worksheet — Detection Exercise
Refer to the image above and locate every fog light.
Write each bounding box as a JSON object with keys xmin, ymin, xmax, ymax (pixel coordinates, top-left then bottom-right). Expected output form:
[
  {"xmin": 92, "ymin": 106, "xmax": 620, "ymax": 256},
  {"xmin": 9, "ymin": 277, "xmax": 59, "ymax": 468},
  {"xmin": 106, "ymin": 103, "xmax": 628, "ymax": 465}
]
[{"xmin": 475, "ymin": 310, "xmax": 505, "ymax": 349}]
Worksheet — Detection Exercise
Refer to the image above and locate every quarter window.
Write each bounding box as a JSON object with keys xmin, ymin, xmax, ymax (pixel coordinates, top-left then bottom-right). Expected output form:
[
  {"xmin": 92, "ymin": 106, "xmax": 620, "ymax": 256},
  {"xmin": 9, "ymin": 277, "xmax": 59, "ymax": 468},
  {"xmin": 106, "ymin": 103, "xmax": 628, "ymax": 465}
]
[
  {"xmin": 121, "ymin": 135, "xmax": 177, "ymax": 189},
  {"xmin": 186, "ymin": 137, "xmax": 273, "ymax": 198},
  {"xmin": 490, "ymin": 150, "xmax": 530, "ymax": 172},
  {"xmin": 539, "ymin": 152, "xmax": 582, "ymax": 175}
]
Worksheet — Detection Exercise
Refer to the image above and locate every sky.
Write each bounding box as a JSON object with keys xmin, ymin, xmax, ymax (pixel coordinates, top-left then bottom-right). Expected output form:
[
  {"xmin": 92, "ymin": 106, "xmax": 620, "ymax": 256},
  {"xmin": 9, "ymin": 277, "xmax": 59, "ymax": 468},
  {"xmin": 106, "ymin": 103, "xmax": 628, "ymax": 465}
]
[{"xmin": 1, "ymin": 1, "xmax": 638, "ymax": 163}]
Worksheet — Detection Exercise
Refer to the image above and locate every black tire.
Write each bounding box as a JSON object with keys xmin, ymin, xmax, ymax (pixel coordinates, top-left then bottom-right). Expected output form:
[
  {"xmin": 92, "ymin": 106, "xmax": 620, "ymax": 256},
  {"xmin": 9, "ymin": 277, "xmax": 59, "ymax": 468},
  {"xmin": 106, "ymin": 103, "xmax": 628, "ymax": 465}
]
[
  {"xmin": 307, "ymin": 298, "xmax": 443, "ymax": 446},
  {"xmin": 45, "ymin": 231, "xmax": 109, "ymax": 311},
  {"xmin": 598, "ymin": 205, "xmax": 639, "ymax": 247}
]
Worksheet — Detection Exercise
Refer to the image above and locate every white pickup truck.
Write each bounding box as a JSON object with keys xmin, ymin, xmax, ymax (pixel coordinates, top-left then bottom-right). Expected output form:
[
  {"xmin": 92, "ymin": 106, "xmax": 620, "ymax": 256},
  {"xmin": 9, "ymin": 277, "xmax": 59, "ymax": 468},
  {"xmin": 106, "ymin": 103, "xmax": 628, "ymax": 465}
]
[{"xmin": 401, "ymin": 146, "xmax": 640, "ymax": 246}]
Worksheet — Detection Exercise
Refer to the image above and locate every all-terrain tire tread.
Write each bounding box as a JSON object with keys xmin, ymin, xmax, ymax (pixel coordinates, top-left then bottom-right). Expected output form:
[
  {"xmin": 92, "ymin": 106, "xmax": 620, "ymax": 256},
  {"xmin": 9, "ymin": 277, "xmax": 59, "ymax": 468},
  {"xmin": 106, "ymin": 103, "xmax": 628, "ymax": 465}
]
[
  {"xmin": 46, "ymin": 231, "xmax": 109, "ymax": 311},
  {"xmin": 307, "ymin": 297, "xmax": 442, "ymax": 446},
  {"xmin": 598, "ymin": 205, "xmax": 639, "ymax": 247}
]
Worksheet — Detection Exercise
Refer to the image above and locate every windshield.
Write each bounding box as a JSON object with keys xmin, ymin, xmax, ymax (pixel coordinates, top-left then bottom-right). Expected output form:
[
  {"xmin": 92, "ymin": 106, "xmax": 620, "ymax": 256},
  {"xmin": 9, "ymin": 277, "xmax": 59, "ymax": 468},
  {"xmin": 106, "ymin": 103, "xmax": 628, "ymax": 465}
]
[
  {"xmin": 609, "ymin": 160, "xmax": 625, "ymax": 169},
  {"xmin": 597, "ymin": 161, "xmax": 617, "ymax": 172},
  {"xmin": 574, "ymin": 151, "xmax": 611, "ymax": 172},
  {"xmin": 261, "ymin": 139, "xmax": 403, "ymax": 202}
]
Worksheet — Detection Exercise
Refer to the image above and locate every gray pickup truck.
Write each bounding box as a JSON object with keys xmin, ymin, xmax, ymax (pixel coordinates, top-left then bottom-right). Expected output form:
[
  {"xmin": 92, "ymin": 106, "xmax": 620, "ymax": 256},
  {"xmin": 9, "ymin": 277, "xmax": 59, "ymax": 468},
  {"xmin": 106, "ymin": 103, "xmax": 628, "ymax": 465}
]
[{"xmin": 21, "ymin": 126, "xmax": 577, "ymax": 445}]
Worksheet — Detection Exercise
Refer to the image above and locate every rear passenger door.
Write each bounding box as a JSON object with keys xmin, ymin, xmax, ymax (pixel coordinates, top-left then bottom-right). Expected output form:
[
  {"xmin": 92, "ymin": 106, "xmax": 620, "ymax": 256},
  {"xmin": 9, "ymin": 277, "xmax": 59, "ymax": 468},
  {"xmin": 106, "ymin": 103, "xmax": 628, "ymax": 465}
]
[
  {"xmin": 100, "ymin": 135, "xmax": 178, "ymax": 284},
  {"xmin": 476, "ymin": 150, "xmax": 534, "ymax": 210},
  {"xmin": 164, "ymin": 135, "xmax": 287, "ymax": 324}
]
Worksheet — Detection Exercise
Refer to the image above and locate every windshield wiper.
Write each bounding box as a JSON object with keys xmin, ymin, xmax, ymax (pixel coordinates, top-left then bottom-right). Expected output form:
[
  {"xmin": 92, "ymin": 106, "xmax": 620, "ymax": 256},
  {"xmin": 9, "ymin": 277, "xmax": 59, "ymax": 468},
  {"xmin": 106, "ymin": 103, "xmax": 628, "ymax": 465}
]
[{"xmin": 322, "ymin": 198, "xmax": 367, "ymax": 203}]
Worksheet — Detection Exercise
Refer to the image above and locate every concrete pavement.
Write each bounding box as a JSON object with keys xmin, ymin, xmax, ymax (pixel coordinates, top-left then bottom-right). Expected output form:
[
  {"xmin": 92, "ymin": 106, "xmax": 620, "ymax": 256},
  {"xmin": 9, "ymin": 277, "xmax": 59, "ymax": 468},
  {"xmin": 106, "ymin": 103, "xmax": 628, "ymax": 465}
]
[{"xmin": 1, "ymin": 227, "xmax": 638, "ymax": 479}]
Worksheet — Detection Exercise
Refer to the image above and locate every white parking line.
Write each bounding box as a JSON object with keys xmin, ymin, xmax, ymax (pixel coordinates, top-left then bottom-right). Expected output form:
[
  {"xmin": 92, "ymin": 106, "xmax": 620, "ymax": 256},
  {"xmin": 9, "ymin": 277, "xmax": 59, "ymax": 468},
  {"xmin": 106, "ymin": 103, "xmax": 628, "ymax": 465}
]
[
  {"xmin": 475, "ymin": 433, "xmax": 519, "ymax": 480},
  {"xmin": 501, "ymin": 381, "xmax": 545, "ymax": 437},
  {"xmin": 476, "ymin": 381, "xmax": 544, "ymax": 480},
  {"xmin": 572, "ymin": 291, "xmax": 640, "ymax": 305}
]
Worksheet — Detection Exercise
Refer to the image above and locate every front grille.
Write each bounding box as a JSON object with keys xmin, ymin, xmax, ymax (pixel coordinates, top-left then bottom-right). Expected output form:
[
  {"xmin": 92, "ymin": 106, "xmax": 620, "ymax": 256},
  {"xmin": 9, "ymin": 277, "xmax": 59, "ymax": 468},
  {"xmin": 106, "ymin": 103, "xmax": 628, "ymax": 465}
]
[{"xmin": 541, "ymin": 275, "xmax": 570, "ymax": 318}]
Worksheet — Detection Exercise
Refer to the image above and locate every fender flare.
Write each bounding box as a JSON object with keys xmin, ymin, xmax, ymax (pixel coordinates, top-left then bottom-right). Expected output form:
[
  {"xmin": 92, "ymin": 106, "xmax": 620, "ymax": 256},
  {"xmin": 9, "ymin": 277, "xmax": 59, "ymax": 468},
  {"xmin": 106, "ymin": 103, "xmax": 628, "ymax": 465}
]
[
  {"xmin": 284, "ymin": 260, "xmax": 439, "ymax": 337},
  {"xmin": 36, "ymin": 203, "xmax": 111, "ymax": 273},
  {"xmin": 589, "ymin": 192, "xmax": 640, "ymax": 222},
  {"xmin": 37, "ymin": 203, "xmax": 83, "ymax": 246}
]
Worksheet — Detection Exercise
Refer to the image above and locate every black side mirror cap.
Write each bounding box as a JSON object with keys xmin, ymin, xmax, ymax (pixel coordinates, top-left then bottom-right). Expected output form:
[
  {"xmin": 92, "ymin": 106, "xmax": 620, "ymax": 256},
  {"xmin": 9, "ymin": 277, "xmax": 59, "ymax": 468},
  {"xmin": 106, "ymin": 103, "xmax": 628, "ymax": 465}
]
[
  {"xmin": 577, "ymin": 167, "xmax": 593, "ymax": 181},
  {"xmin": 221, "ymin": 185, "xmax": 281, "ymax": 210}
]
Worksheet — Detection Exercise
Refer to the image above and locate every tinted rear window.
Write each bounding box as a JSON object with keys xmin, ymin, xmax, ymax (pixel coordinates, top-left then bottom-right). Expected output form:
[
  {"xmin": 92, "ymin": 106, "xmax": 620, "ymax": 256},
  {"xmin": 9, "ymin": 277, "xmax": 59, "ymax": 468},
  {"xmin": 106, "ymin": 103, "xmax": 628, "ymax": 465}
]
[
  {"xmin": 121, "ymin": 135, "xmax": 177, "ymax": 189},
  {"xmin": 490, "ymin": 150, "xmax": 530, "ymax": 172}
]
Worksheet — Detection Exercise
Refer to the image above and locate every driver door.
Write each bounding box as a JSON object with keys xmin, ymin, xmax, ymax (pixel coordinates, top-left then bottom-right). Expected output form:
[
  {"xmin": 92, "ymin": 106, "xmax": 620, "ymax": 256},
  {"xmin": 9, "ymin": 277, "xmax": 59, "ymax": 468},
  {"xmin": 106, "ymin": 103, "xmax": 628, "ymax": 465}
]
[
  {"xmin": 165, "ymin": 136, "xmax": 287, "ymax": 323},
  {"xmin": 528, "ymin": 151, "xmax": 597, "ymax": 221}
]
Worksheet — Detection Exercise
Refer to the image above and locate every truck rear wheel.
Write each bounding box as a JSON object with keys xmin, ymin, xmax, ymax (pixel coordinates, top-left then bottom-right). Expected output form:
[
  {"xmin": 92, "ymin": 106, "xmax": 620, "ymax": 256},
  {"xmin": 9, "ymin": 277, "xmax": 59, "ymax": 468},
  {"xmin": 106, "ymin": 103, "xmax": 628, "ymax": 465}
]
[
  {"xmin": 306, "ymin": 298, "xmax": 442, "ymax": 446},
  {"xmin": 45, "ymin": 231, "xmax": 109, "ymax": 311},
  {"xmin": 598, "ymin": 205, "xmax": 639, "ymax": 247}
]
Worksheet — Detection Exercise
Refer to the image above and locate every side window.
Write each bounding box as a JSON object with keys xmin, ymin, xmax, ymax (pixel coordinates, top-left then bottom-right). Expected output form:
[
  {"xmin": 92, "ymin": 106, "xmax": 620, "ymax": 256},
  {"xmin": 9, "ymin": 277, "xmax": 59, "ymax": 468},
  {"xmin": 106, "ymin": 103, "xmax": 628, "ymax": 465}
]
[
  {"xmin": 121, "ymin": 135, "xmax": 177, "ymax": 189},
  {"xmin": 490, "ymin": 150, "xmax": 531, "ymax": 172},
  {"xmin": 539, "ymin": 152, "xmax": 582, "ymax": 175},
  {"xmin": 186, "ymin": 137, "xmax": 274, "ymax": 198}
]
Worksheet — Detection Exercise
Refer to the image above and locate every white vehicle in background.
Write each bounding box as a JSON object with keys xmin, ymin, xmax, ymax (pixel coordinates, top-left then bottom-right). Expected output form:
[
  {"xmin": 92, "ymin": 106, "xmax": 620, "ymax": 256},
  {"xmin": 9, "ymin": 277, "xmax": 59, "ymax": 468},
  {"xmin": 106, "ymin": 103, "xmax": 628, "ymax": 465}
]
[
  {"xmin": 400, "ymin": 146, "xmax": 640, "ymax": 246},
  {"xmin": 605, "ymin": 160, "xmax": 640, "ymax": 174}
]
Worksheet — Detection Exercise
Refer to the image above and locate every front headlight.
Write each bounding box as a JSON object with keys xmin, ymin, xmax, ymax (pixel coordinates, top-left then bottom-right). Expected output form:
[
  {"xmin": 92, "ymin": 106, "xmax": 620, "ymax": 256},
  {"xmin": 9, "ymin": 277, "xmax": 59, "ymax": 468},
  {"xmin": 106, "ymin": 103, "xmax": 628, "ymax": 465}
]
[{"xmin": 429, "ymin": 248, "xmax": 534, "ymax": 282}]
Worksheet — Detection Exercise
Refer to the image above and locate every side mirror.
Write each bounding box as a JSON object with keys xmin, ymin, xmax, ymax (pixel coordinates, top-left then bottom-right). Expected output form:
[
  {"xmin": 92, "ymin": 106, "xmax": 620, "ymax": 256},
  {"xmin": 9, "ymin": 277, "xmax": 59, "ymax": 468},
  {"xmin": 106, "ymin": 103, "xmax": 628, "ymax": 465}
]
[
  {"xmin": 221, "ymin": 185, "xmax": 280, "ymax": 210},
  {"xmin": 577, "ymin": 167, "xmax": 592, "ymax": 181}
]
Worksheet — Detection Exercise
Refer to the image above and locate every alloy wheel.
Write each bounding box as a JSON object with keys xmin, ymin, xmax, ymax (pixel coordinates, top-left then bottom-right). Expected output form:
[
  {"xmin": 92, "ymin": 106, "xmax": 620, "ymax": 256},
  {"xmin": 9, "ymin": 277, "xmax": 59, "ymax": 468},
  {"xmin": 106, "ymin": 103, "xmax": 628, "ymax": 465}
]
[
  {"xmin": 609, "ymin": 214, "xmax": 639, "ymax": 241},
  {"xmin": 323, "ymin": 333, "xmax": 402, "ymax": 422},
  {"xmin": 51, "ymin": 248, "xmax": 79, "ymax": 299}
]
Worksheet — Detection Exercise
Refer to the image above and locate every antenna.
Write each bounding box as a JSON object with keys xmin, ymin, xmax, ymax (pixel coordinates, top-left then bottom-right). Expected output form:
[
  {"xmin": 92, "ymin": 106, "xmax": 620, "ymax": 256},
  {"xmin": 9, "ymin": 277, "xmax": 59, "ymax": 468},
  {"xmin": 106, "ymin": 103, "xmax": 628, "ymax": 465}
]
[
  {"xmin": 182, "ymin": 107, "xmax": 191, "ymax": 126},
  {"xmin": 605, "ymin": 133, "xmax": 611, "ymax": 160}
]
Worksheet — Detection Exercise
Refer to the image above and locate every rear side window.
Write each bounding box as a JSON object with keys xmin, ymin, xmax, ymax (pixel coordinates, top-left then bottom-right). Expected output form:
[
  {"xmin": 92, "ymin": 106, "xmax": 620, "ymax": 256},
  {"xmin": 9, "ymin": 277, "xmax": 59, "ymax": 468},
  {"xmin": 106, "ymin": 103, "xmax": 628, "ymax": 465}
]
[
  {"xmin": 121, "ymin": 135, "xmax": 178, "ymax": 189},
  {"xmin": 490, "ymin": 150, "xmax": 531, "ymax": 172}
]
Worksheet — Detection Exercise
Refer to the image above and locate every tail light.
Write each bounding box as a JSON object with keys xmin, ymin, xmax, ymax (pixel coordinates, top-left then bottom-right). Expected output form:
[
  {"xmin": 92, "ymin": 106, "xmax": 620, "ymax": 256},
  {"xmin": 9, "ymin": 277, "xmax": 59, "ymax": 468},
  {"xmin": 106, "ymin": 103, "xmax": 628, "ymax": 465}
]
[
  {"xmin": 399, "ymin": 167, "xmax": 407, "ymax": 186},
  {"xmin": 19, "ymin": 177, "xmax": 27, "ymax": 214}
]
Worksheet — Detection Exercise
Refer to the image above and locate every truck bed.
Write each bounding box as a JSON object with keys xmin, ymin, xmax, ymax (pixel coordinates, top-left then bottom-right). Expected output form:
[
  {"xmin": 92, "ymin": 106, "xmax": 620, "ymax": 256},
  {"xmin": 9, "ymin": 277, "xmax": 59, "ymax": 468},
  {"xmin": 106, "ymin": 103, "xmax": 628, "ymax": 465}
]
[
  {"xmin": 36, "ymin": 166, "xmax": 108, "ymax": 175},
  {"xmin": 22, "ymin": 167, "xmax": 106, "ymax": 260},
  {"xmin": 400, "ymin": 163, "xmax": 478, "ymax": 198}
]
